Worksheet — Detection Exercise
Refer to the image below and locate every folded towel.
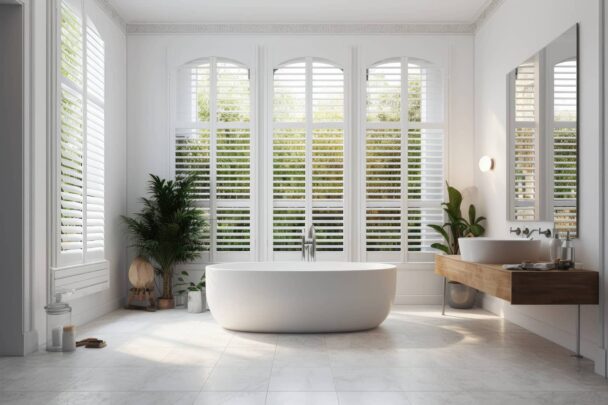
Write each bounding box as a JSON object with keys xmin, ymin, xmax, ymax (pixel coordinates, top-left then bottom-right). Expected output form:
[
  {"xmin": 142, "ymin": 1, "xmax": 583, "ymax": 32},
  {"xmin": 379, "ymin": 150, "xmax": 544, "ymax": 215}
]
[{"xmin": 502, "ymin": 262, "xmax": 556, "ymax": 271}]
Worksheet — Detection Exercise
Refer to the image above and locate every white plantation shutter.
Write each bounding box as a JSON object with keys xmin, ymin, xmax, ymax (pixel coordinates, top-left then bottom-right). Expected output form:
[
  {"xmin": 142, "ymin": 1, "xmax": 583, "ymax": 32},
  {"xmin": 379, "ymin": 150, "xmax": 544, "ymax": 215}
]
[
  {"xmin": 175, "ymin": 58, "xmax": 253, "ymax": 260},
  {"xmin": 365, "ymin": 58, "xmax": 444, "ymax": 262},
  {"xmin": 272, "ymin": 59, "xmax": 345, "ymax": 259},
  {"xmin": 55, "ymin": 0, "xmax": 107, "ymax": 296},
  {"xmin": 85, "ymin": 20, "xmax": 105, "ymax": 259},
  {"xmin": 511, "ymin": 61, "xmax": 538, "ymax": 221},
  {"xmin": 58, "ymin": 0, "xmax": 105, "ymax": 264},
  {"xmin": 552, "ymin": 59, "xmax": 577, "ymax": 236},
  {"xmin": 59, "ymin": 0, "xmax": 84, "ymax": 257}
]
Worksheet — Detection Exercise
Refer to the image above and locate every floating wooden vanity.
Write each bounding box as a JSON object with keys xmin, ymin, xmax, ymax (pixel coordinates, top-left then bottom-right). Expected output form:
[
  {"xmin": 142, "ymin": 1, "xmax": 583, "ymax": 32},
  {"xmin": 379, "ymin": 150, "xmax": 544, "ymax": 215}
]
[{"xmin": 435, "ymin": 255, "xmax": 599, "ymax": 305}]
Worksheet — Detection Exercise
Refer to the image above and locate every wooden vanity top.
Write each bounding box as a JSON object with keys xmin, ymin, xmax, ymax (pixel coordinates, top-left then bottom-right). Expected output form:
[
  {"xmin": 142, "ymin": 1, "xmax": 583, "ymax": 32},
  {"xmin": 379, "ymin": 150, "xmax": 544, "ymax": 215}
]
[{"xmin": 435, "ymin": 255, "xmax": 599, "ymax": 305}]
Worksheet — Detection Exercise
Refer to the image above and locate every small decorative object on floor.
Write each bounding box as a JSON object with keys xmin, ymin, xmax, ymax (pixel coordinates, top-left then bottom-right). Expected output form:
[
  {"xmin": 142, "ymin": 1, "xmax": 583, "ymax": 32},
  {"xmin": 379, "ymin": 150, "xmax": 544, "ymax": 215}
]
[
  {"xmin": 176, "ymin": 271, "xmax": 207, "ymax": 314},
  {"xmin": 447, "ymin": 281, "xmax": 477, "ymax": 309},
  {"xmin": 126, "ymin": 257, "xmax": 156, "ymax": 311},
  {"xmin": 62, "ymin": 325, "xmax": 76, "ymax": 352},
  {"xmin": 76, "ymin": 338, "xmax": 107, "ymax": 349},
  {"xmin": 44, "ymin": 292, "xmax": 72, "ymax": 352}
]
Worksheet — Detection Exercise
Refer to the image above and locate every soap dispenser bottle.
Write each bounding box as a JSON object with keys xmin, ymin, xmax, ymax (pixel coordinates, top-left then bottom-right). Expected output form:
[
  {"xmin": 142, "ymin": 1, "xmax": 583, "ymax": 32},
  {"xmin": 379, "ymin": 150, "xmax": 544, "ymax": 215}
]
[
  {"xmin": 549, "ymin": 228, "xmax": 561, "ymax": 261},
  {"xmin": 561, "ymin": 231, "xmax": 575, "ymax": 263}
]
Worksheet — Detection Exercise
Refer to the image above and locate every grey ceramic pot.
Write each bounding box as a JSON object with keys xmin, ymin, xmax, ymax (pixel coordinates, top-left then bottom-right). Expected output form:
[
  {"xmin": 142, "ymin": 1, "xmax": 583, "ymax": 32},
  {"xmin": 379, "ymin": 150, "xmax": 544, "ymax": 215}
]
[{"xmin": 447, "ymin": 281, "xmax": 477, "ymax": 309}]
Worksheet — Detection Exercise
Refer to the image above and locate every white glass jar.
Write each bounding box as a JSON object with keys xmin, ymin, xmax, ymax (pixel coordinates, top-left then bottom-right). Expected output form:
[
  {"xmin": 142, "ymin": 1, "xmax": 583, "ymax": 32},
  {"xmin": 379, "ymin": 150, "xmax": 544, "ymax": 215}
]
[{"xmin": 44, "ymin": 294, "xmax": 72, "ymax": 352}]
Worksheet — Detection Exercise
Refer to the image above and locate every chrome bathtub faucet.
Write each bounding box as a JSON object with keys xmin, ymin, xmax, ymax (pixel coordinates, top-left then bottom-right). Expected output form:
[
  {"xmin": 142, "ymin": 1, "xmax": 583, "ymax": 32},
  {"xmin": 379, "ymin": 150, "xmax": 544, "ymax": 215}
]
[{"xmin": 301, "ymin": 225, "xmax": 317, "ymax": 261}]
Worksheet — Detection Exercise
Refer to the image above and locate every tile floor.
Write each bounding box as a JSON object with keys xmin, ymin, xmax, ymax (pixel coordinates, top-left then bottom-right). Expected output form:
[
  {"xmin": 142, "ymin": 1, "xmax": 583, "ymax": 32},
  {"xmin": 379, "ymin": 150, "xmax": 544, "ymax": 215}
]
[{"xmin": 1, "ymin": 306, "xmax": 607, "ymax": 404}]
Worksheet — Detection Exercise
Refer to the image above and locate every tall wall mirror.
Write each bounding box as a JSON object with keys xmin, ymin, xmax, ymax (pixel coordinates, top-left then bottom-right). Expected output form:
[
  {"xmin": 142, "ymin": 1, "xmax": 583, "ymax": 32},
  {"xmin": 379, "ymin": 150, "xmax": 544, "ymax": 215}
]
[{"xmin": 507, "ymin": 24, "xmax": 578, "ymax": 237}]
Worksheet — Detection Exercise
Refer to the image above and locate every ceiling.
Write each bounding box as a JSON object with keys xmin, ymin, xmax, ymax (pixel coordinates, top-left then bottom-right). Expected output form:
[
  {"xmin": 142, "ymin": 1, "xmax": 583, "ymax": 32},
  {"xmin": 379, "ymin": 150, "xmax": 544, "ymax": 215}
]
[{"xmin": 107, "ymin": 0, "xmax": 492, "ymax": 25}]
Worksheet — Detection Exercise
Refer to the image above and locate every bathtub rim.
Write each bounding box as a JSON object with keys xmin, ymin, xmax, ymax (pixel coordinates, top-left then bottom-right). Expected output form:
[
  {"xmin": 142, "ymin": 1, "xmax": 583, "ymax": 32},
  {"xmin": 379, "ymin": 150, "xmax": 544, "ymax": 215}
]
[{"xmin": 205, "ymin": 261, "xmax": 397, "ymax": 272}]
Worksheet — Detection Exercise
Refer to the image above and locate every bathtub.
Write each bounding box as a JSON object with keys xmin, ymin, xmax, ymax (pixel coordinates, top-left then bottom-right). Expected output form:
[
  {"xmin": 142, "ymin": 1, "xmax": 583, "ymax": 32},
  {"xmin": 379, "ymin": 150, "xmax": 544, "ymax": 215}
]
[{"xmin": 206, "ymin": 261, "xmax": 396, "ymax": 333}]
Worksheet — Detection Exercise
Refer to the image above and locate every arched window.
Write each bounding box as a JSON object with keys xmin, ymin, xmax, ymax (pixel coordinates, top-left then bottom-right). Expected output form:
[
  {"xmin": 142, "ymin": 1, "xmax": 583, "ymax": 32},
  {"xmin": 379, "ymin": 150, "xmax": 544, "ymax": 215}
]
[
  {"xmin": 272, "ymin": 58, "xmax": 345, "ymax": 259},
  {"xmin": 364, "ymin": 57, "xmax": 444, "ymax": 261},
  {"xmin": 174, "ymin": 58, "xmax": 253, "ymax": 259}
]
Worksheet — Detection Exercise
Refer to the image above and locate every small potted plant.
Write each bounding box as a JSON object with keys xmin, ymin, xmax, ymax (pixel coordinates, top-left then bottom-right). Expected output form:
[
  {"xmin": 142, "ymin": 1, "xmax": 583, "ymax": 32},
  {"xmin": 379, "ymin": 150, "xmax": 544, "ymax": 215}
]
[
  {"xmin": 428, "ymin": 182, "xmax": 486, "ymax": 309},
  {"xmin": 175, "ymin": 271, "xmax": 207, "ymax": 313},
  {"xmin": 123, "ymin": 174, "xmax": 207, "ymax": 309}
]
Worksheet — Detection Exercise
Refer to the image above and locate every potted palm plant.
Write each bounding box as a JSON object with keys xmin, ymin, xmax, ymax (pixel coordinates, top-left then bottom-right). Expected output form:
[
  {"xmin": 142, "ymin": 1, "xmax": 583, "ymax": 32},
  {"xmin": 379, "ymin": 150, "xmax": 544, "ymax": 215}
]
[
  {"xmin": 123, "ymin": 174, "xmax": 207, "ymax": 309},
  {"xmin": 429, "ymin": 182, "xmax": 486, "ymax": 309}
]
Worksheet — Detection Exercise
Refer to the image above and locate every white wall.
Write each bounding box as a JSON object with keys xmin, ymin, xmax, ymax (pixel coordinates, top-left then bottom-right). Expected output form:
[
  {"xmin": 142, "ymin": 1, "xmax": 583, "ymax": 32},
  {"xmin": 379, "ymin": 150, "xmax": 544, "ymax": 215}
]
[
  {"xmin": 0, "ymin": 2, "xmax": 25, "ymax": 355},
  {"xmin": 474, "ymin": 0, "xmax": 605, "ymax": 374},
  {"xmin": 126, "ymin": 33, "xmax": 475, "ymax": 304}
]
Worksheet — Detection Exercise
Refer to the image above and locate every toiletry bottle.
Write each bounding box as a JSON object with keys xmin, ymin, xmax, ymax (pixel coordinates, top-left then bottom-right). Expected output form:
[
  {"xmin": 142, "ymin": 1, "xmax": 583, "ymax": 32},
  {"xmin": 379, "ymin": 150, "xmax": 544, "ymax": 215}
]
[
  {"xmin": 561, "ymin": 231, "xmax": 575, "ymax": 265},
  {"xmin": 549, "ymin": 228, "xmax": 561, "ymax": 261}
]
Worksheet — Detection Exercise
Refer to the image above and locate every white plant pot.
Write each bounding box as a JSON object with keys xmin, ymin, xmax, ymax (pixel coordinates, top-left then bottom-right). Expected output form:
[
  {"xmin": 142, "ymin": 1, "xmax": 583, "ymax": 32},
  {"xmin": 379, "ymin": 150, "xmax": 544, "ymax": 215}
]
[{"xmin": 187, "ymin": 291, "xmax": 204, "ymax": 313}]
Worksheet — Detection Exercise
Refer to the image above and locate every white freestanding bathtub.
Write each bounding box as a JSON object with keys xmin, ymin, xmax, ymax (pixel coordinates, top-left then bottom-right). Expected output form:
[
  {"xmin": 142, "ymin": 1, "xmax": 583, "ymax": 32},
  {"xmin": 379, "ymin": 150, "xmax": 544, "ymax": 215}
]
[{"xmin": 206, "ymin": 261, "xmax": 396, "ymax": 333}]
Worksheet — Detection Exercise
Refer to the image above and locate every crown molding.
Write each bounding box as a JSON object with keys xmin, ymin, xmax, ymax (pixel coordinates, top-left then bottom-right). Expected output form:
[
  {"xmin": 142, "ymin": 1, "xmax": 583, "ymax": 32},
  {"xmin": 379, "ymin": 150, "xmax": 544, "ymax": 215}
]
[
  {"xmin": 119, "ymin": 0, "xmax": 506, "ymax": 36},
  {"xmin": 94, "ymin": 0, "xmax": 126, "ymax": 34},
  {"xmin": 474, "ymin": 0, "xmax": 505, "ymax": 32},
  {"xmin": 126, "ymin": 23, "xmax": 476, "ymax": 35}
]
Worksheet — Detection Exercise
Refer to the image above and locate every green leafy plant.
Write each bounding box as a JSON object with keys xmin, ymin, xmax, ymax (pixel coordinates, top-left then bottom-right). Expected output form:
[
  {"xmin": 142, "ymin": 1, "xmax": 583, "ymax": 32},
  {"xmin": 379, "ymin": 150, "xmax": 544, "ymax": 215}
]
[
  {"xmin": 428, "ymin": 182, "xmax": 486, "ymax": 255},
  {"xmin": 175, "ymin": 271, "xmax": 206, "ymax": 294},
  {"xmin": 122, "ymin": 174, "xmax": 207, "ymax": 300}
]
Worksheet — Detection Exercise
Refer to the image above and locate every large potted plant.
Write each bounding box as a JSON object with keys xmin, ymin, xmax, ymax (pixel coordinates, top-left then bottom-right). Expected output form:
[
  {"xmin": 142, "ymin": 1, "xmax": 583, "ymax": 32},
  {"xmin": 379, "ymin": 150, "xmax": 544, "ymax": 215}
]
[
  {"xmin": 123, "ymin": 174, "xmax": 206, "ymax": 309},
  {"xmin": 429, "ymin": 182, "xmax": 486, "ymax": 309}
]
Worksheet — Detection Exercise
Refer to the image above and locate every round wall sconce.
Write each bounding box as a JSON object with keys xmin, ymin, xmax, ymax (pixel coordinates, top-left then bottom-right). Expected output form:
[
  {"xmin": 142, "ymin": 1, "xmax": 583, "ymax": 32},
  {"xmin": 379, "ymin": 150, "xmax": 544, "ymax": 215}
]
[{"xmin": 478, "ymin": 156, "xmax": 494, "ymax": 172}]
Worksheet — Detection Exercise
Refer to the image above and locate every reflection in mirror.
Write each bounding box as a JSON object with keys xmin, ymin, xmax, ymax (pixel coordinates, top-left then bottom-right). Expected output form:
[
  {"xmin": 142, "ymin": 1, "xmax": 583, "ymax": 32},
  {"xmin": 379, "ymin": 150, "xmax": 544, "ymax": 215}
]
[{"xmin": 507, "ymin": 24, "xmax": 578, "ymax": 237}]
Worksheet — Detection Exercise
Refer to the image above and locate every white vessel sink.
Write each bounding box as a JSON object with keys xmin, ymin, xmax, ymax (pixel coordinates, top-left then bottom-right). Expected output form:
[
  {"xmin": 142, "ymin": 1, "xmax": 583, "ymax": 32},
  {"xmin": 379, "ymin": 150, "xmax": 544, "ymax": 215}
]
[{"xmin": 459, "ymin": 237, "xmax": 541, "ymax": 264}]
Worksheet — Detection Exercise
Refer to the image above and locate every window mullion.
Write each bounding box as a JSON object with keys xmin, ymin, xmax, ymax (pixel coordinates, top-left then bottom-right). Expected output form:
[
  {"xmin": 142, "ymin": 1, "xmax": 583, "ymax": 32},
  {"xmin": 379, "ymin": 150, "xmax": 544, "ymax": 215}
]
[
  {"xmin": 401, "ymin": 56, "xmax": 409, "ymax": 262},
  {"xmin": 210, "ymin": 57, "xmax": 218, "ymax": 262},
  {"xmin": 305, "ymin": 57, "xmax": 313, "ymax": 230}
]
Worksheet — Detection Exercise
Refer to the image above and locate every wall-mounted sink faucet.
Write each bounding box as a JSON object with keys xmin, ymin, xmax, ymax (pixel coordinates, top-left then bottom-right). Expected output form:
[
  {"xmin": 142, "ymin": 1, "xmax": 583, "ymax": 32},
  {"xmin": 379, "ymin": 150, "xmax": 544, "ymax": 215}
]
[
  {"xmin": 522, "ymin": 227, "xmax": 552, "ymax": 239},
  {"xmin": 510, "ymin": 226, "xmax": 552, "ymax": 239},
  {"xmin": 509, "ymin": 227, "xmax": 522, "ymax": 236},
  {"xmin": 301, "ymin": 225, "xmax": 317, "ymax": 261}
]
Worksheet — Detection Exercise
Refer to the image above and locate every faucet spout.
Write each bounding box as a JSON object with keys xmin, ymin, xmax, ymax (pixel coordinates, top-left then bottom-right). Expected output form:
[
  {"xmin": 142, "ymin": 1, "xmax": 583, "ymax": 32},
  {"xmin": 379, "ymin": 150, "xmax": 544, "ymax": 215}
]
[{"xmin": 301, "ymin": 225, "xmax": 317, "ymax": 261}]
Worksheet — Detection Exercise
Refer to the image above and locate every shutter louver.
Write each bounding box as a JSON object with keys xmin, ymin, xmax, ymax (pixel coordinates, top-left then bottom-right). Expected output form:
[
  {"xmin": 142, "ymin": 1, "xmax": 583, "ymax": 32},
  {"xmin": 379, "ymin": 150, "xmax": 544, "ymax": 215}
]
[
  {"xmin": 512, "ymin": 60, "xmax": 537, "ymax": 220},
  {"xmin": 365, "ymin": 58, "xmax": 444, "ymax": 259},
  {"xmin": 515, "ymin": 62, "xmax": 536, "ymax": 122},
  {"xmin": 272, "ymin": 59, "xmax": 345, "ymax": 257},
  {"xmin": 60, "ymin": 86, "xmax": 85, "ymax": 254},
  {"xmin": 513, "ymin": 127, "xmax": 536, "ymax": 220},
  {"xmin": 59, "ymin": 1, "xmax": 85, "ymax": 257},
  {"xmin": 552, "ymin": 60, "xmax": 577, "ymax": 236},
  {"xmin": 85, "ymin": 21, "xmax": 104, "ymax": 257},
  {"xmin": 175, "ymin": 59, "xmax": 252, "ymax": 258}
]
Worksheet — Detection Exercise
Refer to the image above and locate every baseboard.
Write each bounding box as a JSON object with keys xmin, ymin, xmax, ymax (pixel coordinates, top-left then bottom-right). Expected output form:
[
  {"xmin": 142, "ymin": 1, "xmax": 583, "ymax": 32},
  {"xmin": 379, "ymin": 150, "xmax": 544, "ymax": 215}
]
[
  {"xmin": 70, "ymin": 296, "xmax": 123, "ymax": 327},
  {"xmin": 482, "ymin": 295, "xmax": 601, "ymax": 368},
  {"xmin": 595, "ymin": 348, "xmax": 607, "ymax": 377},
  {"xmin": 23, "ymin": 329, "xmax": 39, "ymax": 355},
  {"xmin": 394, "ymin": 294, "xmax": 443, "ymax": 305}
]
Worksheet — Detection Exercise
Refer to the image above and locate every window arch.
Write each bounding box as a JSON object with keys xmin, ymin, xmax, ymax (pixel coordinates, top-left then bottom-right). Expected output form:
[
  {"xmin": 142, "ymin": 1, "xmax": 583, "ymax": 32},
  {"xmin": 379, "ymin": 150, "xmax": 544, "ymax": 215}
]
[
  {"xmin": 272, "ymin": 58, "xmax": 346, "ymax": 259},
  {"xmin": 174, "ymin": 57, "xmax": 253, "ymax": 260},
  {"xmin": 364, "ymin": 57, "xmax": 444, "ymax": 262}
]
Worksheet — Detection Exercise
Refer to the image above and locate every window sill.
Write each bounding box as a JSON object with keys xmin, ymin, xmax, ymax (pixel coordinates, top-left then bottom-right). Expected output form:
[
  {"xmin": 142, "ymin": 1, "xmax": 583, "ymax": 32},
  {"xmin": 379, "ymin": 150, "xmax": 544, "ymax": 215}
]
[{"xmin": 51, "ymin": 260, "xmax": 110, "ymax": 300}]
